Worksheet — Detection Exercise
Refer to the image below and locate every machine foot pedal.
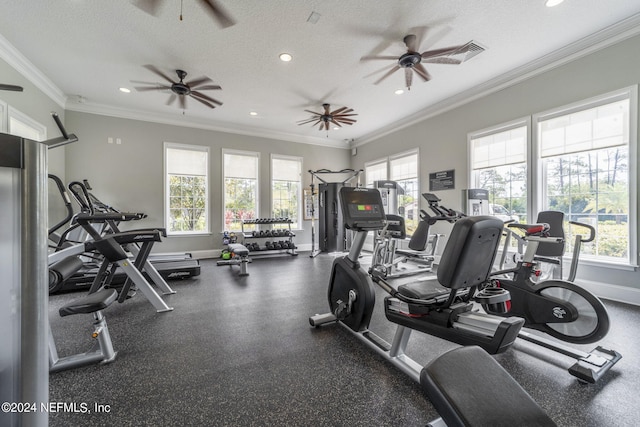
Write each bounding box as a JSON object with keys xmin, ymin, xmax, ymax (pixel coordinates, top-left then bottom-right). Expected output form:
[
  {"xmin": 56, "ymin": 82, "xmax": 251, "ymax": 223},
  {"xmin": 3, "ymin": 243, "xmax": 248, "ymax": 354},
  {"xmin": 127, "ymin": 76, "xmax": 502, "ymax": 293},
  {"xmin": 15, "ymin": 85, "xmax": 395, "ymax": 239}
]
[{"xmin": 568, "ymin": 346, "xmax": 622, "ymax": 383}]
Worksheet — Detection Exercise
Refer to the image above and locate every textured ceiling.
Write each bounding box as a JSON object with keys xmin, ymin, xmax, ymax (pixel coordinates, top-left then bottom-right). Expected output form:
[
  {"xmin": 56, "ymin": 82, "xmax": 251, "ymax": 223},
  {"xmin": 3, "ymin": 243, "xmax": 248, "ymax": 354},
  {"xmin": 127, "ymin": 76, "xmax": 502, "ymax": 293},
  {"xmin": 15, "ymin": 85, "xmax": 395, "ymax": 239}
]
[{"xmin": 1, "ymin": 1, "xmax": 640, "ymax": 148}]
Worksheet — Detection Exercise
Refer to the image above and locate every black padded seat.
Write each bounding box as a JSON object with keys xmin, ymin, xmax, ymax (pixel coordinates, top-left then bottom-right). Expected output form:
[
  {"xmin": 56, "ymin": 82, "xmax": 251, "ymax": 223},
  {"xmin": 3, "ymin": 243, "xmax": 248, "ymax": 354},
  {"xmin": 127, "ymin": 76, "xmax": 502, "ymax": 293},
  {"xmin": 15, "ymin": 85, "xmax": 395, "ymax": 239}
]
[
  {"xmin": 397, "ymin": 279, "xmax": 453, "ymax": 301},
  {"xmin": 421, "ymin": 346, "xmax": 557, "ymax": 427},
  {"xmin": 59, "ymin": 288, "xmax": 118, "ymax": 317},
  {"xmin": 228, "ymin": 243, "xmax": 249, "ymax": 257},
  {"xmin": 398, "ymin": 216, "xmax": 503, "ymax": 300}
]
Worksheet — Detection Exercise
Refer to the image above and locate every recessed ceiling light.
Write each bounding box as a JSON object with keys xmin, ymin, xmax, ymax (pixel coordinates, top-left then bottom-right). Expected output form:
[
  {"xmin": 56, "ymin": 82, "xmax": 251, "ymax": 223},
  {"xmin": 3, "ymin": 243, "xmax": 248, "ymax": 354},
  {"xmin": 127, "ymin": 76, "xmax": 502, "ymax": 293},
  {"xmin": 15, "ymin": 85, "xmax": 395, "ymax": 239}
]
[
  {"xmin": 279, "ymin": 53, "xmax": 293, "ymax": 62},
  {"xmin": 119, "ymin": 87, "xmax": 131, "ymax": 93},
  {"xmin": 394, "ymin": 89, "xmax": 404, "ymax": 95},
  {"xmin": 545, "ymin": 0, "xmax": 564, "ymax": 7},
  {"xmin": 249, "ymin": 111, "xmax": 258, "ymax": 116},
  {"xmin": 333, "ymin": 127, "xmax": 340, "ymax": 130}
]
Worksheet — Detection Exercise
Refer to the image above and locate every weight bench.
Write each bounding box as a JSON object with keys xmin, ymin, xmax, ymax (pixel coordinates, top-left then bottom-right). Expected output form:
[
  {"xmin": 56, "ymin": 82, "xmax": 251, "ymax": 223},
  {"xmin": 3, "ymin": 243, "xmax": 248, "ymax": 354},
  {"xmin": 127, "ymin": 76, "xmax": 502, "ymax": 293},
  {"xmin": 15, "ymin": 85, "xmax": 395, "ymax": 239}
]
[
  {"xmin": 423, "ymin": 346, "xmax": 556, "ymax": 427},
  {"xmin": 217, "ymin": 243, "xmax": 251, "ymax": 276}
]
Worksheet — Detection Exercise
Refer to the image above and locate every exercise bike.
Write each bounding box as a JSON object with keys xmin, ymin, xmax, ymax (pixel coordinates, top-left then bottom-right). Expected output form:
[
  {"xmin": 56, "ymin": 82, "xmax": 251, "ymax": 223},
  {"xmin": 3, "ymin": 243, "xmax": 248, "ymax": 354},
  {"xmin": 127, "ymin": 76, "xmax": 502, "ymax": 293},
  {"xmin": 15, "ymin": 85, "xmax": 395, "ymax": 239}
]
[
  {"xmin": 309, "ymin": 187, "xmax": 558, "ymax": 426},
  {"xmin": 482, "ymin": 220, "xmax": 622, "ymax": 382}
]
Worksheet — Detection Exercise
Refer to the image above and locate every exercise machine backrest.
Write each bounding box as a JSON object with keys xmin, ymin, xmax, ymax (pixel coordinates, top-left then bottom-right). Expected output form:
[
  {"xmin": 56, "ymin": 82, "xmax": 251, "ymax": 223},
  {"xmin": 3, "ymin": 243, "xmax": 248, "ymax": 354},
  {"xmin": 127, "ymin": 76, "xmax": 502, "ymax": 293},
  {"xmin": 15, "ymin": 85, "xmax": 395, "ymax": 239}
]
[
  {"xmin": 535, "ymin": 211, "xmax": 565, "ymax": 257},
  {"xmin": 407, "ymin": 220, "xmax": 430, "ymax": 251}
]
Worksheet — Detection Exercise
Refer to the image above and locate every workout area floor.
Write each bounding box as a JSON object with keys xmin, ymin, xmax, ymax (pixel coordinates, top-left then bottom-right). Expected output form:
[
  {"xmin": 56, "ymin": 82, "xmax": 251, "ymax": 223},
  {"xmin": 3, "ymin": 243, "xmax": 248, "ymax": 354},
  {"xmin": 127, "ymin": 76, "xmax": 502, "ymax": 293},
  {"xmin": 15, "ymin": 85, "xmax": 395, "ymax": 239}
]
[{"xmin": 48, "ymin": 254, "xmax": 640, "ymax": 427}]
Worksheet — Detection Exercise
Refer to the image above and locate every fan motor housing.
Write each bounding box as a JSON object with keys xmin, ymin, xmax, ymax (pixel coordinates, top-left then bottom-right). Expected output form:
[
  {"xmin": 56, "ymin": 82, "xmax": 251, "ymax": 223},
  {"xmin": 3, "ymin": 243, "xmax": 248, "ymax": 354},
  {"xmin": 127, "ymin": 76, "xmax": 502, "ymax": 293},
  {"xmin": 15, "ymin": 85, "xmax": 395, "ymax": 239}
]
[
  {"xmin": 171, "ymin": 83, "xmax": 191, "ymax": 96},
  {"xmin": 399, "ymin": 52, "xmax": 421, "ymax": 68}
]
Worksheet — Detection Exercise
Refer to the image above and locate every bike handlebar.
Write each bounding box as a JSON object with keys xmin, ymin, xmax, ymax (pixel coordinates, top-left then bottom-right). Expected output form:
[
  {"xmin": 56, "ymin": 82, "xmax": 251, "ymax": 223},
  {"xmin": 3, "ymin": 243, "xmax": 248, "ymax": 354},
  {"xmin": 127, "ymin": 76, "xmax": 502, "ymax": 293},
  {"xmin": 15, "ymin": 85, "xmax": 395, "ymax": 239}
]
[{"xmin": 569, "ymin": 220, "xmax": 596, "ymax": 243}]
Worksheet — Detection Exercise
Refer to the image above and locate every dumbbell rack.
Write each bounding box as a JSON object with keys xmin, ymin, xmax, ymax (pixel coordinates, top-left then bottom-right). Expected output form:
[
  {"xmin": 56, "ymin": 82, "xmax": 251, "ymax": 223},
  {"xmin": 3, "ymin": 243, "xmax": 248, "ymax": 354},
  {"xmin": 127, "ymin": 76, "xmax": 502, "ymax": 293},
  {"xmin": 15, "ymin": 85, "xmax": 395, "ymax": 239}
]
[{"xmin": 241, "ymin": 218, "xmax": 298, "ymax": 257}]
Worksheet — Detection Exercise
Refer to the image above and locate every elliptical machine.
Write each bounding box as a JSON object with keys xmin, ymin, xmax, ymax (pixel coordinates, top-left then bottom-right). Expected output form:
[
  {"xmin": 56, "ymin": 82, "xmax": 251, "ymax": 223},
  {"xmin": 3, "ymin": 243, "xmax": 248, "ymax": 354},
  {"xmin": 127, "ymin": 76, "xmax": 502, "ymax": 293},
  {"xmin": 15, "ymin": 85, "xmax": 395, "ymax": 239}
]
[{"xmin": 309, "ymin": 187, "xmax": 525, "ymax": 368}]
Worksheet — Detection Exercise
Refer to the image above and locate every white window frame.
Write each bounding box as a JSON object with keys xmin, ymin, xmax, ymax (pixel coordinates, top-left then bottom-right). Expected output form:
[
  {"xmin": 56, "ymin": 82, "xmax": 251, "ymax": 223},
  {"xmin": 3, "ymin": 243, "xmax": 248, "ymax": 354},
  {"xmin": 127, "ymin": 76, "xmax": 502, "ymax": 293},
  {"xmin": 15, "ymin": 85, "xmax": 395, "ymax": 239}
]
[
  {"xmin": 271, "ymin": 154, "xmax": 303, "ymax": 228},
  {"xmin": 532, "ymin": 86, "xmax": 637, "ymax": 267},
  {"xmin": 7, "ymin": 105, "xmax": 46, "ymax": 141},
  {"xmin": 388, "ymin": 148, "xmax": 420, "ymax": 233},
  {"xmin": 222, "ymin": 148, "xmax": 260, "ymax": 231},
  {"xmin": 468, "ymin": 117, "xmax": 531, "ymax": 222},
  {"xmin": 164, "ymin": 142, "xmax": 210, "ymax": 236},
  {"xmin": 364, "ymin": 157, "xmax": 388, "ymax": 188}
]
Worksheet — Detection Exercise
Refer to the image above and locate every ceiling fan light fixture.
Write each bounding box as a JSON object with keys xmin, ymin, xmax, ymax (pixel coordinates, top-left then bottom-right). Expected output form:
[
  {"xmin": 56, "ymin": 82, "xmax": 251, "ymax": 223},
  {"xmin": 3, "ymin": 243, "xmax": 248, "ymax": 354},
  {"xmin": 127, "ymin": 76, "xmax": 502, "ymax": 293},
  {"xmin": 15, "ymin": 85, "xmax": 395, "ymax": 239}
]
[
  {"xmin": 279, "ymin": 53, "xmax": 293, "ymax": 62},
  {"xmin": 545, "ymin": 0, "xmax": 564, "ymax": 7}
]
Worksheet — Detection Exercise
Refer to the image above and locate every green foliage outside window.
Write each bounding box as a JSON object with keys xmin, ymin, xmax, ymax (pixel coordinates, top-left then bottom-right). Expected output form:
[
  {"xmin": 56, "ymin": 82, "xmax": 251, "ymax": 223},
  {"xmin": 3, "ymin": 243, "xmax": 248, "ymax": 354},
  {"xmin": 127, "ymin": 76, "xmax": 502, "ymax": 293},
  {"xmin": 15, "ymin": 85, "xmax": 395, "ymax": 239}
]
[{"xmin": 169, "ymin": 175, "xmax": 207, "ymax": 233}]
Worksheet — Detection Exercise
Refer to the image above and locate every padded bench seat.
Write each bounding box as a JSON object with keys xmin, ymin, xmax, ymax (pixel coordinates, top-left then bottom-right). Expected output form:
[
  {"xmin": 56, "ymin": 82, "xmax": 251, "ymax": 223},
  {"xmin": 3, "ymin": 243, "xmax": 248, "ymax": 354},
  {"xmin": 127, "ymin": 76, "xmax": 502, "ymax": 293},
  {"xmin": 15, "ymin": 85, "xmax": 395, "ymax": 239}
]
[
  {"xmin": 228, "ymin": 243, "xmax": 250, "ymax": 257},
  {"xmin": 59, "ymin": 288, "xmax": 118, "ymax": 317},
  {"xmin": 422, "ymin": 346, "xmax": 556, "ymax": 427}
]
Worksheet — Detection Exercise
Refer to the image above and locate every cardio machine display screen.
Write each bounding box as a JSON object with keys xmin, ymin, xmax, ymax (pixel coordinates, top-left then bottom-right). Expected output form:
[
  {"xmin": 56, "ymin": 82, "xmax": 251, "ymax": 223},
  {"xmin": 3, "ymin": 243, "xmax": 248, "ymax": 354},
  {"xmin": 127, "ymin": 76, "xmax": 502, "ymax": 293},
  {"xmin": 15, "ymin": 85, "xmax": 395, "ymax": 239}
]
[{"xmin": 339, "ymin": 187, "xmax": 385, "ymax": 229}]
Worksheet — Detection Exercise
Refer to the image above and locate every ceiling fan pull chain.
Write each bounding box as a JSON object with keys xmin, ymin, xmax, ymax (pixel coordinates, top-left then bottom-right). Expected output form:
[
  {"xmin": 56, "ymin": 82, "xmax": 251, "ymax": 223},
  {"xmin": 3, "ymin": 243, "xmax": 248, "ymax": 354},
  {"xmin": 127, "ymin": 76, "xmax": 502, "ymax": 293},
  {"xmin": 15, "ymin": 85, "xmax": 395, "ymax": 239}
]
[{"xmin": 180, "ymin": 0, "xmax": 183, "ymax": 21}]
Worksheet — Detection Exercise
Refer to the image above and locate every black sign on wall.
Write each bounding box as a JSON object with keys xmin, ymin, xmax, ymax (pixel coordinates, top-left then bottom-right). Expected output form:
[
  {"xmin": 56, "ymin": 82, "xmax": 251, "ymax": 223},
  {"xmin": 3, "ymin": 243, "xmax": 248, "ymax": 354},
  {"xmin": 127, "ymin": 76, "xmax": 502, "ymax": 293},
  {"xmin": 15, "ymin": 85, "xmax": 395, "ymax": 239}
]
[{"xmin": 429, "ymin": 169, "xmax": 455, "ymax": 191}]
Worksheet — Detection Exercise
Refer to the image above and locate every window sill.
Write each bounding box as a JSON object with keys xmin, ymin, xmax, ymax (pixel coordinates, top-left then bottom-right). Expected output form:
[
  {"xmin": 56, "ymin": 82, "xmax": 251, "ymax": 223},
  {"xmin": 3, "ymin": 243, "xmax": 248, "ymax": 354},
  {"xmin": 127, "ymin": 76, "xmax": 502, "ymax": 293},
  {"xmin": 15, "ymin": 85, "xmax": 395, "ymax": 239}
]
[
  {"xmin": 167, "ymin": 232, "xmax": 212, "ymax": 238},
  {"xmin": 571, "ymin": 257, "xmax": 637, "ymax": 272}
]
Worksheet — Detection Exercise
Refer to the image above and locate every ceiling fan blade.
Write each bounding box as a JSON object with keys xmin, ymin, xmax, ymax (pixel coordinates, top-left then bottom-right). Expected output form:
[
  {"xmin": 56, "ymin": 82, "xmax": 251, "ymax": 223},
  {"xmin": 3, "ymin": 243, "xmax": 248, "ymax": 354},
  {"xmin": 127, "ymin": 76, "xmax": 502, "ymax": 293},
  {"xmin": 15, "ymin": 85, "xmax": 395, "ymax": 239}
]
[
  {"xmin": 166, "ymin": 93, "xmax": 177, "ymax": 106},
  {"xmin": 191, "ymin": 95, "xmax": 217, "ymax": 109},
  {"xmin": 134, "ymin": 84, "xmax": 172, "ymax": 92},
  {"xmin": 329, "ymin": 119, "xmax": 342, "ymax": 128},
  {"xmin": 193, "ymin": 84, "xmax": 222, "ymax": 90},
  {"xmin": 186, "ymin": 76, "xmax": 212, "ymax": 88},
  {"xmin": 0, "ymin": 84, "xmax": 24, "ymax": 92},
  {"xmin": 337, "ymin": 118, "xmax": 357, "ymax": 123},
  {"xmin": 143, "ymin": 65, "xmax": 175, "ymax": 84},
  {"xmin": 179, "ymin": 95, "xmax": 187, "ymax": 110},
  {"xmin": 325, "ymin": 122, "xmax": 330, "ymax": 131},
  {"xmin": 199, "ymin": 0, "xmax": 236, "ymax": 28},
  {"xmin": 421, "ymin": 45, "xmax": 463, "ymax": 60},
  {"xmin": 360, "ymin": 55, "xmax": 399, "ymax": 61},
  {"xmin": 131, "ymin": 0, "xmax": 161, "ymax": 16},
  {"xmin": 303, "ymin": 109, "xmax": 322, "ymax": 116},
  {"xmin": 339, "ymin": 121, "xmax": 356, "ymax": 125},
  {"xmin": 414, "ymin": 63, "xmax": 432, "ymax": 81},
  {"xmin": 404, "ymin": 34, "xmax": 418, "ymax": 52},
  {"xmin": 423, "ymin": 57, "xmax": 462, "ymax": 65},
  {"xmin": 330, "ymin": 106, "xmax": 348, "ymax": 115},
  {"xmin": 191, "ymin": 91, "xmax": 223, "ymax": 106},
  {"xmin": 373, "ymin": 65, "xmax": 400, "ymax": 85},
  {"xmin": 405, "ymin": 68, "xmax": 413, "ymax": 89},
  {"xmin": 297, "ymin": 118, "xmax": 320, "ymax": 125}
]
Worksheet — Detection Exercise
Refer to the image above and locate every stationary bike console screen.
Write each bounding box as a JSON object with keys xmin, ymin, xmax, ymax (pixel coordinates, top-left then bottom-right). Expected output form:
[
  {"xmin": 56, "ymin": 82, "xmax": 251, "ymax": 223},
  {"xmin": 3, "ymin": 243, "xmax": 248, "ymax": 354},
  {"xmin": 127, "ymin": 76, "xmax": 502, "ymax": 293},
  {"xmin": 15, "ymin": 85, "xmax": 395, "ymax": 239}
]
[{"xmin": 340, "ymin": 187, "xmax": 386, "ymax": 230}]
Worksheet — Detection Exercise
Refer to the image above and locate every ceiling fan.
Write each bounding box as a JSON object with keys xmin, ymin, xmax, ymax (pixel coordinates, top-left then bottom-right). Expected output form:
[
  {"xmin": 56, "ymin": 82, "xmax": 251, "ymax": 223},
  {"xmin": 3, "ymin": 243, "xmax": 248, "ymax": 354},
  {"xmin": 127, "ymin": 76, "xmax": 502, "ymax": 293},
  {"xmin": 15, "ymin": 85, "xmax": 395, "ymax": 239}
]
[
  {"xmin": 298, "ymin": 104, "xmax": 358, "ymax": 132},
  {"xmin": 132, "ymin": 0, "xmax": 235, "ymax": 28},
  {"xmin": 0, "ymin": 83, "xmax": 24, "ymax": 92},
  {"xmin": 361, "ymin": 34, "xmax": 484, "ymax": 90},
  {"xmin": 134, "ymin": 65, "xmax": 223, "ymax": 110}
]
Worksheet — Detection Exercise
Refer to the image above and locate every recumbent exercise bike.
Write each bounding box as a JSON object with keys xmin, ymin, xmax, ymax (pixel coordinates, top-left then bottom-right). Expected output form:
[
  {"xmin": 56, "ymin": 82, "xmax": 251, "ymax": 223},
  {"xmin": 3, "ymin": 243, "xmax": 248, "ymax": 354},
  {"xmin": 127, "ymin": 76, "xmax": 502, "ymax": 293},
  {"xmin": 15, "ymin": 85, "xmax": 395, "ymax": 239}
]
[{"xmin": 309, "ymin": 187, "xmax": 556, "ymax": 426}]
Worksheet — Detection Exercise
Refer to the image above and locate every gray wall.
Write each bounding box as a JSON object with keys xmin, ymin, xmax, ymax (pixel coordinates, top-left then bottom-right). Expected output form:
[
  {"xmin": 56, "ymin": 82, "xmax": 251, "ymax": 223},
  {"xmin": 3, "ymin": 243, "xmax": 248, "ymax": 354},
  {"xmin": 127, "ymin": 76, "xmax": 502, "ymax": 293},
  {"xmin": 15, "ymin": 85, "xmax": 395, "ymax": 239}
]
[
  {"xmin": 353, "ymin": 34, "xmax": 640, "ymax": 301},
  {"xmin": 65, "ymin": 110, "xmax": 351, "ymax": 253}
]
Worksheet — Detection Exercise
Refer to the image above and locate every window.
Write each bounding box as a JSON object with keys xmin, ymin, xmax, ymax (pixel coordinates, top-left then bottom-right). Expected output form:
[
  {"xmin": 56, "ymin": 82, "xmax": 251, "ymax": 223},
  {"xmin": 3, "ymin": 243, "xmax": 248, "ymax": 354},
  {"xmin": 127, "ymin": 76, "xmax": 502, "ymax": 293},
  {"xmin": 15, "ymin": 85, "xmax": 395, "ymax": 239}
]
[
  {"xmin": 7, "ymin": 106, "xmax": 46, "ymax": 141},
  {"xmin": 535, "ymin": 88, "xmax": 636, "ymax": 264},
  {"xmin": 164, "ymin": 143, "xmax": 209, "ymax": 235},
  {"xmin": 271, "ymin": 155, "xmax": 302, "ymax": 228},
  {"xmin": 389, "ymin": 150, "xmax": 419, "ymax": 234},
  {"xmin": 223, "ymin": 149, "xmax": 259, "ymax": 230},
  {"xmin": 365, "ymin": 159, "xmax": 388, "ymax": 188},
  {"xmin": 470, "ymin": 120, "xmax": 529, "ymax": 222}
]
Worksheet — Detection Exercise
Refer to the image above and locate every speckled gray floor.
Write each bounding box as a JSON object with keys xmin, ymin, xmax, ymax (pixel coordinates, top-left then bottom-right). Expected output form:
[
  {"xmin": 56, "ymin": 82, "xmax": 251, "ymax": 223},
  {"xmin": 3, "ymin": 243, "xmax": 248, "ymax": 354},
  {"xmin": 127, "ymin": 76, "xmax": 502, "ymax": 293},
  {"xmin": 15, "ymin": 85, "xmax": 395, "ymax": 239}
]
[{"xmin": 48, "ymin": 254, "xmax": 639, "ymax": 427}]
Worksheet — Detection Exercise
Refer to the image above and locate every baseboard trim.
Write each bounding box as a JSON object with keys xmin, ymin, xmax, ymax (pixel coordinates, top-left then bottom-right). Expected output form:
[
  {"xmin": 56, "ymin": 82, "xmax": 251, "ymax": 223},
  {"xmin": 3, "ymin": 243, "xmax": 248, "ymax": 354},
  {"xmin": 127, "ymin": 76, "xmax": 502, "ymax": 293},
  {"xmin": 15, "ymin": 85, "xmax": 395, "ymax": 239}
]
[{"xmin": 579, "ymin": 279, "xmax": 640, "ymax": 306}]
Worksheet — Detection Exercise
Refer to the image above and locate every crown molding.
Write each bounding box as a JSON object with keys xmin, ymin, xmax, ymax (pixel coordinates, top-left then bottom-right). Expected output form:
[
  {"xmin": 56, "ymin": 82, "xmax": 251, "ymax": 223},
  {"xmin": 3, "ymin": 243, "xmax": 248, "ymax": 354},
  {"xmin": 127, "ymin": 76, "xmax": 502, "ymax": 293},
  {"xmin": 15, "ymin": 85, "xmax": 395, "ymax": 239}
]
[
  {"xmin": 0, "ymin": 33, "xmax": 67, "ymax": 108},
  {"xmin": 65, "ymin": 101, "xmax": 351, "ymax": 149},
  {"xmin": 354, "ymin": 12, "xmax": 640, "ymax": 147}
]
